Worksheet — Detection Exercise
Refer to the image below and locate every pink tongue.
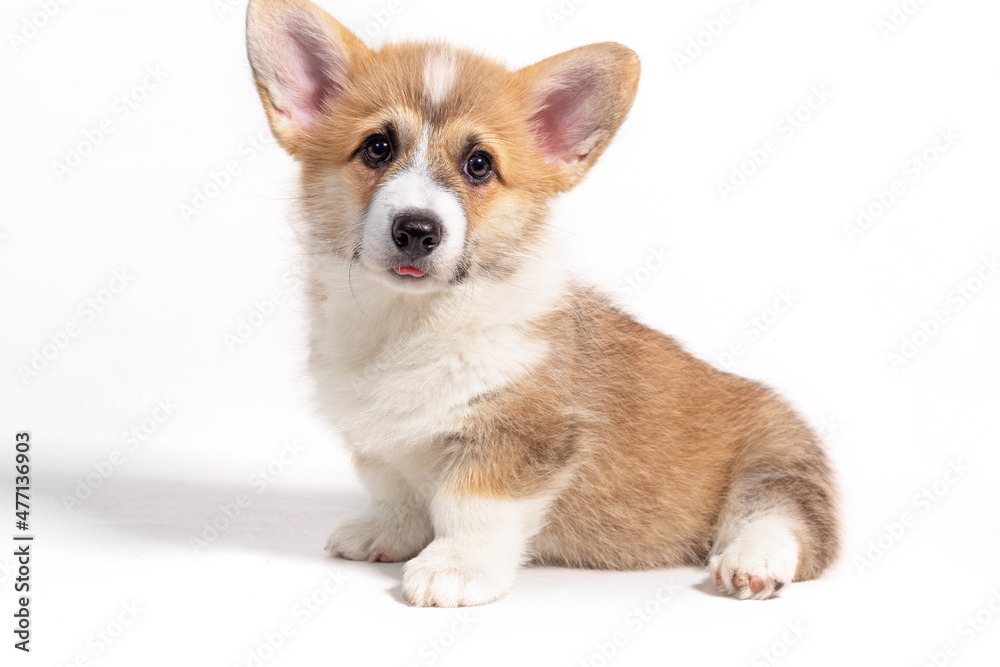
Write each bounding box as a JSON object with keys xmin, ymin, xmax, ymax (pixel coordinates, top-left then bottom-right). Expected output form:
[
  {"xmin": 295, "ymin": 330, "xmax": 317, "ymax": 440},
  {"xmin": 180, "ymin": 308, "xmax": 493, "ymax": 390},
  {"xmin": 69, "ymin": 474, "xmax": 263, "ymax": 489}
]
[{"xmin": 394, "ymin": 265, "xmax": 425, "ymax": 277}]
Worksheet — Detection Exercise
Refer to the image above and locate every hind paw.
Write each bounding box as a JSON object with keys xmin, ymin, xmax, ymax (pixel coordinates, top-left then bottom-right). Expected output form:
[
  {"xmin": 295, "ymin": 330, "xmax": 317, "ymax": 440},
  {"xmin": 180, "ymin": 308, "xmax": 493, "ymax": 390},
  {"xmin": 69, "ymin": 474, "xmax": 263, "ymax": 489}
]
[
  {"xmin": 709, "ymin": 517, "xmax": 799, "ymax": 600},
  {"xmin": 710, "ymin": 550, "xmax": 793, "ymax": 600}
]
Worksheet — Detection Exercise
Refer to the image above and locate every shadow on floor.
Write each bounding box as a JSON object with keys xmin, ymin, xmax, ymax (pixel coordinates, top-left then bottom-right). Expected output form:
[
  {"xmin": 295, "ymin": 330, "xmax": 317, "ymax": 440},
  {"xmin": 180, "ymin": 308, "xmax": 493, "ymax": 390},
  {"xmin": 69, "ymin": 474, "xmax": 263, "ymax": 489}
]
[{"xmin": 41, "ymin": 474, "xmax": 367, "ymax": 561}]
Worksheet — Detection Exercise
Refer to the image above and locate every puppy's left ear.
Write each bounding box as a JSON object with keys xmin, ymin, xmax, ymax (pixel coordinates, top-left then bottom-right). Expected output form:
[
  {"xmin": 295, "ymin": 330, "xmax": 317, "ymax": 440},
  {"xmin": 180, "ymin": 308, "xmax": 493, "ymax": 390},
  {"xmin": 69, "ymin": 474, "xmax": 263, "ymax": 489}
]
[
  {"xmin": 246, "ymin": 0, "xmax": 370, "ymax": 155},
  {"xmin": 518, "ymin": 43, "xmax": 640, "ymax": 192}
]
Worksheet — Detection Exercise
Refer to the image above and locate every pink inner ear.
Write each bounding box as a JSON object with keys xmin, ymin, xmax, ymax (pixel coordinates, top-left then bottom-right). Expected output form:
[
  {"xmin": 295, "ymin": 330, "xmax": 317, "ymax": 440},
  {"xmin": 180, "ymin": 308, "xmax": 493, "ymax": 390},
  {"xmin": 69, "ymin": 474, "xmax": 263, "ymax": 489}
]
[
  {"xmin": 277, "ymin": 24, "xmax": 345, "ymax": 128},
  {"xmin": 531, "ymin": 67, "xmax": 601, "ymax": 163}
]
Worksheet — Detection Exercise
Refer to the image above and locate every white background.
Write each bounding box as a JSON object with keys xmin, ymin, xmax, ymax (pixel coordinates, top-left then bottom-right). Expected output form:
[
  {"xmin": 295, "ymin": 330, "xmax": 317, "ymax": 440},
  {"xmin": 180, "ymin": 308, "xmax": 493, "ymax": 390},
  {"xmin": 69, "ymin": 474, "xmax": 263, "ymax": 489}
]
[{"xmin": 2, "ymin": 0, "xmax": 999, "ymax": 665}]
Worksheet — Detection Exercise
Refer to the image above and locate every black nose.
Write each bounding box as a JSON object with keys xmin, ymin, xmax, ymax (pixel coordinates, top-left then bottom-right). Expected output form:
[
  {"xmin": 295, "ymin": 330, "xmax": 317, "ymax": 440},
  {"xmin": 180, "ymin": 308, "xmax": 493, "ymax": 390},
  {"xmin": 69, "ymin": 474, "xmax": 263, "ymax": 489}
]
[{"xmin": 391, "ymin": 212, "xmax": 441, "ymax": 257}]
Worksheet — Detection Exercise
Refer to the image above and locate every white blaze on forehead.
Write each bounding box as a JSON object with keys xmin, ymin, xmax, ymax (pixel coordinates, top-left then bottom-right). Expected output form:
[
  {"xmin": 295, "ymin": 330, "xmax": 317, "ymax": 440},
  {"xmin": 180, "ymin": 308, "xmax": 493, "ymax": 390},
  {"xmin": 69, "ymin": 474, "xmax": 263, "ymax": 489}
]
[
  {"xmin": 411, "ymin": 125, "xmax": 430, "ymax": 171},
  {"xmin": 423, "ymin": 49, "xmax": 458, "ymax": 105}
]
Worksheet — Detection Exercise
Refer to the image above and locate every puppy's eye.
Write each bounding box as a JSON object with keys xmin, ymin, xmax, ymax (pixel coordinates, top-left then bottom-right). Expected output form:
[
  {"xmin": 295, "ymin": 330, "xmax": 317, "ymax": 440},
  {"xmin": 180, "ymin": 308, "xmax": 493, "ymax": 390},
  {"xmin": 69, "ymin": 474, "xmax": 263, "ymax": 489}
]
[
  {"xmin": 464, "ymin": 152, "xmax": 493, "ymax": 182},
  {"xmin": 362, "ymin": 134, "xmax": 392, "ymax": 166}
]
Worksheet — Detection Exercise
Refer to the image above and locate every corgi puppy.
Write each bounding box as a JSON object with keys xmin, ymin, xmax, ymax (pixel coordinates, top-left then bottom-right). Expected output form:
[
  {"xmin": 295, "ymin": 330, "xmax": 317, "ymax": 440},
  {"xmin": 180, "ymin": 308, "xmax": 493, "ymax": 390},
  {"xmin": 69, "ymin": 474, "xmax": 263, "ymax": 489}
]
[{"xmin": 246, "ymin": 0, "xmax": 840, "ymax": 607}]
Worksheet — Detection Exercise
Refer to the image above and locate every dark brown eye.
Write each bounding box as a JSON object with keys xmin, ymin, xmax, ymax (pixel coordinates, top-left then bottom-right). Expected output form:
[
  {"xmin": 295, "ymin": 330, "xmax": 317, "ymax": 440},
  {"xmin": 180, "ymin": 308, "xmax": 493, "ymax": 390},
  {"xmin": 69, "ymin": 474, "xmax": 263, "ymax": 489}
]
[
  {"xmin": 362, "ymin": 134, "xmax": 392, "ymax": 166},
  {"xmin": 464, "ymin": 152, "xmax": 493, "ymax": 182}
]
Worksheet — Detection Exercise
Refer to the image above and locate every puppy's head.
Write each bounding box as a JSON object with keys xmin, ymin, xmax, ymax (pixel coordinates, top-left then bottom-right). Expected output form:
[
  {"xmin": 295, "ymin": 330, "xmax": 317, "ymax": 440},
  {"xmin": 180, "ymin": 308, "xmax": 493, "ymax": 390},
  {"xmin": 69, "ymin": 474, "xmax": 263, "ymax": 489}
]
[{"xmin": 247, "ymin": 0, "xmax": 639, "ymax": 293}]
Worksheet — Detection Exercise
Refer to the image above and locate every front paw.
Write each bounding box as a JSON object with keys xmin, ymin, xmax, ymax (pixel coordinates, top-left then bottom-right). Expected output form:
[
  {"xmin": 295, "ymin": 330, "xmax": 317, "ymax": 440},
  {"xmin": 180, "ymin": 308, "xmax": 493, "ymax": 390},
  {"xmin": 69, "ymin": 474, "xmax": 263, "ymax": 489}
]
[
  {"xmin": 401, "ymin": 539, "xmax": 517, "ymax": 607},
  {"xmin": 325, "ymin": 506, "xmax": 431, "ymax": 563}
]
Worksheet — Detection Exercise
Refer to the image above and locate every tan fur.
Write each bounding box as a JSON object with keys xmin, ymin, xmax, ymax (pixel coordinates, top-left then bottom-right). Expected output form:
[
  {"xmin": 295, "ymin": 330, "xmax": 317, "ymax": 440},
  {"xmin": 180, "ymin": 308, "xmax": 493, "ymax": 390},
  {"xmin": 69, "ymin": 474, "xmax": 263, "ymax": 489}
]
[
  {"xmin": 246, "ymin": 0, "xmax": 840, "ymax": 595},
  {"xmin": 443, "ymin": 287, "xmax": 839, "ymax": 579}
]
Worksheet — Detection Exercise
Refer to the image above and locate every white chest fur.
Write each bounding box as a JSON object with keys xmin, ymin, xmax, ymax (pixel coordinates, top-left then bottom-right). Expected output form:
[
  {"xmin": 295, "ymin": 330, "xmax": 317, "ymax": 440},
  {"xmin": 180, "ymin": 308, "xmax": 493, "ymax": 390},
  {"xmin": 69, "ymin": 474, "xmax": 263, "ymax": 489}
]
[{"xmin": 306, "ymin": 256, "xmax": 564, "ymax": 458}]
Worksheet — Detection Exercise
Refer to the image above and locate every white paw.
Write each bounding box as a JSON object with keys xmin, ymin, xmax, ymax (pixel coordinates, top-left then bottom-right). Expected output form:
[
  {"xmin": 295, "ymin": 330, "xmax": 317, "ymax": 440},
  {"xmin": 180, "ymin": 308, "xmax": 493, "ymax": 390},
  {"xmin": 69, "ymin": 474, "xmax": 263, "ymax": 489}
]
[
  {"xmin": 709, "ymin": 517, "xmax": 799, "ymax": 600},
  {"xmin": 401, "ymin": 539, "xmax": 516, "ymax": 607},
  {"xmin": 325, "ymin": 505, "xmax": 432, "ymax": 563}
]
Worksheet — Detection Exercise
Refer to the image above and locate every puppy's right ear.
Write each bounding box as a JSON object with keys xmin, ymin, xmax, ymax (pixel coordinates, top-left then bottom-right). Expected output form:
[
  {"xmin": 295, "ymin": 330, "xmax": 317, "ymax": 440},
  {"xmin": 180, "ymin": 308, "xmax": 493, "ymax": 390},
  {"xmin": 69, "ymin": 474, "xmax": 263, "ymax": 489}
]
[{"xmin": 246, "ymin": 0, "xmax": 369, "ymax": 154}]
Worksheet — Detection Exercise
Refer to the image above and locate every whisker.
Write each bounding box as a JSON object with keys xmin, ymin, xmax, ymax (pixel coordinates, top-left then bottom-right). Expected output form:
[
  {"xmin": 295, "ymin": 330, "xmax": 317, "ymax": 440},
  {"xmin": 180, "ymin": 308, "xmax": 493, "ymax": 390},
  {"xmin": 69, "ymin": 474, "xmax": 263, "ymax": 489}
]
[
  {"xmin": 348, "ymin": 251, "xmax": 365, "ymax": 316},
  {"xmin": 444, "ymin": 271, "xmax": 474, "ymax": 328}
]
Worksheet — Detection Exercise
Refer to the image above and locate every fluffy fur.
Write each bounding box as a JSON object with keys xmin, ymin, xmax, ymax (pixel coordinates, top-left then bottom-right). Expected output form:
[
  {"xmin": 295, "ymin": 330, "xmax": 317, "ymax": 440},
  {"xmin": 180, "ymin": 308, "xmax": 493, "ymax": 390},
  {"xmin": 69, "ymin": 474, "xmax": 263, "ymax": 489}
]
[{"xmin": 246, "ymin": 0, "xmax": 840, "ymax": 607}]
